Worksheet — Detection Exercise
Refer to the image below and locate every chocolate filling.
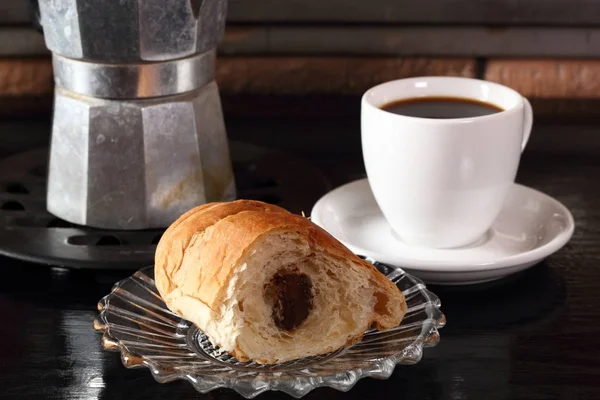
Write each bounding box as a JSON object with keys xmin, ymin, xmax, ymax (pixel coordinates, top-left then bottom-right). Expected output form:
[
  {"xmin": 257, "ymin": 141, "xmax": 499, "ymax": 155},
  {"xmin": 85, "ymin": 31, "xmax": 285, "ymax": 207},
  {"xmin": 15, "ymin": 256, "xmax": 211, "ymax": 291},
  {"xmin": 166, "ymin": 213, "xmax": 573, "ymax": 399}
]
[{"xmin": 266, "ymin": 272, "xmax": 313, "ymax": 331}]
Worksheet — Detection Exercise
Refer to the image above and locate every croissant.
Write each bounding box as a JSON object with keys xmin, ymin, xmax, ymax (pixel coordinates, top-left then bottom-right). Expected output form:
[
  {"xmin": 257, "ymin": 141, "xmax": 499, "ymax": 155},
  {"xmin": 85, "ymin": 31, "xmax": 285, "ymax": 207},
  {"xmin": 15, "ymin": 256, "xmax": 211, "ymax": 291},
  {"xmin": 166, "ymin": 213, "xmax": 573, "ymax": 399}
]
[{"xmin": 155, "ymin": 200, "xmax": 407, "ymax": 364}]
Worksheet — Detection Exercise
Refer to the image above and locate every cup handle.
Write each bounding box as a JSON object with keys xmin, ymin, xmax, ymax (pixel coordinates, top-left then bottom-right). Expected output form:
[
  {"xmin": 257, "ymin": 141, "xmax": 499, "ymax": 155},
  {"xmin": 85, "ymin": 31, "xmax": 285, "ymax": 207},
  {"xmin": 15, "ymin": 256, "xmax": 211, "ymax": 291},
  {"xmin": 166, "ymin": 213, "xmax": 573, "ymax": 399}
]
[{"xmin": 521, "ymin": 97, "xmax": 533, "ymax": 152}]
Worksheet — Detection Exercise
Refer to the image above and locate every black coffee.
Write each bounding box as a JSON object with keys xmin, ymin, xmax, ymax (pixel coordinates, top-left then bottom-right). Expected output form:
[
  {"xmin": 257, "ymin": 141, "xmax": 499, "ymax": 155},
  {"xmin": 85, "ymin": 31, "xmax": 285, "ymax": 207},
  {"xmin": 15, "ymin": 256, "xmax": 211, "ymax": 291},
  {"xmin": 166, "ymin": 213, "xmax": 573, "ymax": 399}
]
[{"xmin": 381, "ymin": 96, "xmax": 503, "ymax": 119}]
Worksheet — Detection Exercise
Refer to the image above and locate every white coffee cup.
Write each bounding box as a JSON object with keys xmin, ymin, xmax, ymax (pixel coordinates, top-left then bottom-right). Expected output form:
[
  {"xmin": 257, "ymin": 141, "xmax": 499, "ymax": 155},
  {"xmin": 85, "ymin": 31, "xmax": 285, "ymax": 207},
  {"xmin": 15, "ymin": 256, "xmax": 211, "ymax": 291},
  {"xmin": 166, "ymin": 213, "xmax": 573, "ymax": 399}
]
[{"xmin": 361, "ymin": 76, "xmax": 533, "ymax": 249}]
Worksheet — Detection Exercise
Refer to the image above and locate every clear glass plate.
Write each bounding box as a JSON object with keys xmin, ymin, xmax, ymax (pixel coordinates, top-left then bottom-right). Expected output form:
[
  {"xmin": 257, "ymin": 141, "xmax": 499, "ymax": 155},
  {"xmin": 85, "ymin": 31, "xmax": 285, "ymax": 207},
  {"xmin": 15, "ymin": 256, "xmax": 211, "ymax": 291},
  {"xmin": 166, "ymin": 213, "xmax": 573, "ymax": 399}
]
[{"xmin": 94, "ymin": 259, "xmax": 446, "ymax": 398}]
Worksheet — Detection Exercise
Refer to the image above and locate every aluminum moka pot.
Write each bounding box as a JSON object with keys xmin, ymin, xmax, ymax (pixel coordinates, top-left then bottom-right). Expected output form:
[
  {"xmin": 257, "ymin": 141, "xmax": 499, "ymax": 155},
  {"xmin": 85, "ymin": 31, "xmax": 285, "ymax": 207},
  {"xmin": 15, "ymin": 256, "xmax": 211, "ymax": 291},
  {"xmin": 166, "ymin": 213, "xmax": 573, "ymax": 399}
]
[{"xmin": 37, "ymin": 0, "xmax": 235, "ymax": 230}]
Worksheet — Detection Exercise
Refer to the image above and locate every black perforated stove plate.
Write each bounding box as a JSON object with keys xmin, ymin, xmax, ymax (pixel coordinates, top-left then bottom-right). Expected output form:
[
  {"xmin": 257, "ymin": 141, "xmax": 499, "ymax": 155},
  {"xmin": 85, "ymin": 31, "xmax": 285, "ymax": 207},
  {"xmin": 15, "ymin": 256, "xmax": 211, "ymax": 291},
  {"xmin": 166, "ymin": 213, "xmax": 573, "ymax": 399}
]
[{"xmin": 0, "ymin": 142, "xmax": 330, "ymax": 269}]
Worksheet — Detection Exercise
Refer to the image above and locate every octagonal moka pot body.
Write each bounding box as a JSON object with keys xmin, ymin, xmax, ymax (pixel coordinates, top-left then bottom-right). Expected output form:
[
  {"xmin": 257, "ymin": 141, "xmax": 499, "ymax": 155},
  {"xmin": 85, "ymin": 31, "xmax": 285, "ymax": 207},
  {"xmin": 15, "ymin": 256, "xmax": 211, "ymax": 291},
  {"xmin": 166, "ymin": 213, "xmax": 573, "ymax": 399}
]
[{"xmin": 37, "ymin": 0, "xmax": 235, "ymax": 230}]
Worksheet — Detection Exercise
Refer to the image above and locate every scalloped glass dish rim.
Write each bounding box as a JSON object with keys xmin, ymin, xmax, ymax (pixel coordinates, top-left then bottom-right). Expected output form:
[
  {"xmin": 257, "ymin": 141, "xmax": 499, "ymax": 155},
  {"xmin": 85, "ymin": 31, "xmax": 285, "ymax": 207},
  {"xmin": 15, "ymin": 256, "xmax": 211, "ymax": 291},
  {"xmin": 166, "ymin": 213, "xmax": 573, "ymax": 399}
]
[{"xmin": 95, "ymin": 260, "xmax": 446, "ymax": 398}]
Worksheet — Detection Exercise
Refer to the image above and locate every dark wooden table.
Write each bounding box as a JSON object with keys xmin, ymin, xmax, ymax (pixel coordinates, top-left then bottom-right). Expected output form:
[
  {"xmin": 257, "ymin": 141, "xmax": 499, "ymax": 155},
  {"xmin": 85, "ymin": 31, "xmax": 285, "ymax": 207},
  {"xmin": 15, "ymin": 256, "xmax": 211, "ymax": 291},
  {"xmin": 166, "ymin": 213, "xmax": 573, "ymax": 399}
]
[{"xmin": 0, "ymin": 116, "xmax": 599, "ymax": 400}]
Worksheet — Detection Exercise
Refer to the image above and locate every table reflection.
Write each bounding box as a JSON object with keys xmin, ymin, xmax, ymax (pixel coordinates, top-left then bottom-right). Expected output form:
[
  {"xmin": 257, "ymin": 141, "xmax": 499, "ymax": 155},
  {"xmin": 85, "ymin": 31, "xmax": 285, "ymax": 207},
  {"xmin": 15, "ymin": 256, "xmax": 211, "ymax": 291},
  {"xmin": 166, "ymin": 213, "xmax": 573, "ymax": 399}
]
[{"xmin": 0, "ymin": 257, "xmax": 566, "ymax": 400}]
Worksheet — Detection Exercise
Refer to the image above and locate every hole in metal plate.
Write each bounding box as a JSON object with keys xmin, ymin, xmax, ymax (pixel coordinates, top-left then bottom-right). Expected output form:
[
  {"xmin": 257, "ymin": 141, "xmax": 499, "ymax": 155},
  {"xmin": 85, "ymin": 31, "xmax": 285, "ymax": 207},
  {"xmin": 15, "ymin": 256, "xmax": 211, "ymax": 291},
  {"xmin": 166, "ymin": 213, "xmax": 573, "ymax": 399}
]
[
  {"xmin": 47, "ymin": 218, "xmax": 75, "ymax": 228},
  {"xmin": 67, "ymin": 236, "xmax": 96, "ymax": 245},
  {"xmin": 1, "ymin": 200, "xmax": 25, "ymax": 211},
  {"xmin": 68, "ymin": 235, "xmax": 124, "ymax": 246},
  {"xmin": 96, "ymin": 236, "xmax": 122, "ymax": 246}
]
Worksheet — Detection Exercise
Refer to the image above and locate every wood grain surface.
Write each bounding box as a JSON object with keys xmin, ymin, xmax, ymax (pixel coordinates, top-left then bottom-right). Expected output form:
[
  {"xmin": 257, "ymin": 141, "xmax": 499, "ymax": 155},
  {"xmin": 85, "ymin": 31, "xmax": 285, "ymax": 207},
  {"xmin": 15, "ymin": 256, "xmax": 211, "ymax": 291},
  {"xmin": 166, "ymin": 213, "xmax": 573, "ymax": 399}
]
[
  {"xmin": 220, "ymin": 26, "xmax": 600, "ymax": 58},
  {"xmin": 10, "ymin": 25, "xmax": 600, "ymax": 58},
  {"xmin": 0, "ymin": 117, "xmax": 598, "ymax": 399},
  {"xmin": 225, "ymin": 0, "xmax": 600, "ymax": 25}
]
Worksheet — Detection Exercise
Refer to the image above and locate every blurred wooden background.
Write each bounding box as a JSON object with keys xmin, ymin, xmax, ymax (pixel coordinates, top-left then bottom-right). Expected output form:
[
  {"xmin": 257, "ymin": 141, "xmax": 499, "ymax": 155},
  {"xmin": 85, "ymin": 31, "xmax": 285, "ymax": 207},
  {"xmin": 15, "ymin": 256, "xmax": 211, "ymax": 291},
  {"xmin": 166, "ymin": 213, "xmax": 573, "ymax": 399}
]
[{"xmin": 2, "ymin": 0, "xmax": 600, "ymax": 119}]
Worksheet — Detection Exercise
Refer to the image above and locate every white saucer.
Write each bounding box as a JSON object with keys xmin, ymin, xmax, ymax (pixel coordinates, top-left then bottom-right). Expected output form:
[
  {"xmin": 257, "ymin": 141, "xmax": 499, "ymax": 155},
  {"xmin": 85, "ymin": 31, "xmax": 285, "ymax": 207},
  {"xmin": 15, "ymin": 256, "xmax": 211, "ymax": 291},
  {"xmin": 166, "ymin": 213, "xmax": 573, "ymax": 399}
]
[{"xmin": 311, "ymin": 179, "xmax": 574, "ymax": 285}]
